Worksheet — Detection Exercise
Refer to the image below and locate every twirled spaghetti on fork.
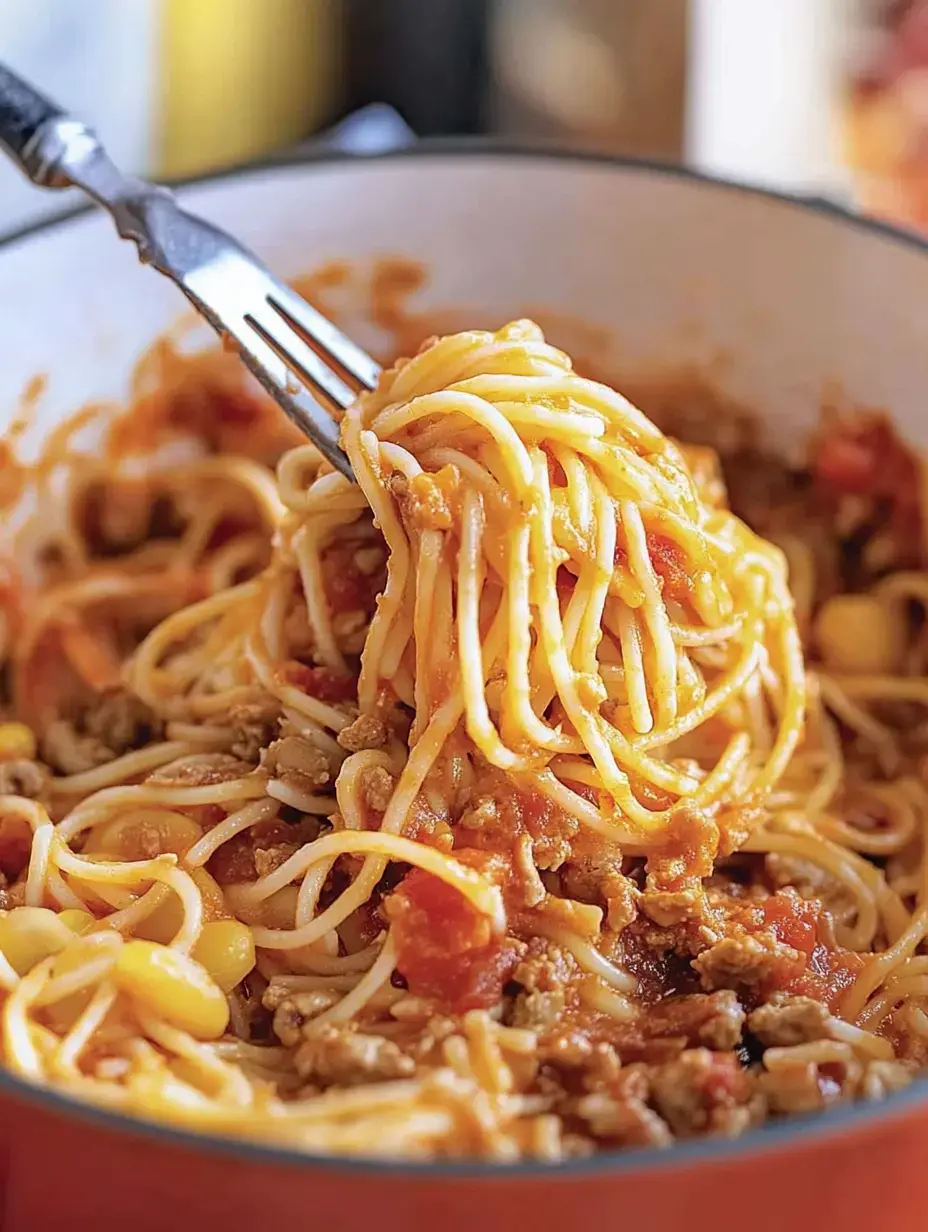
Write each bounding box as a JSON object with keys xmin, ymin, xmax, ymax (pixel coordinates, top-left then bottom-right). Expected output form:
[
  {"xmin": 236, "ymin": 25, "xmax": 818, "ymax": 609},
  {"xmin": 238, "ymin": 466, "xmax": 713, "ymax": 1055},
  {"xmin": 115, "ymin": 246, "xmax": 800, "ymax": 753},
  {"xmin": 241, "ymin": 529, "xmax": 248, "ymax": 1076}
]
[{"xmin": 0, "ymin": 320, "xmax": 924, "ymax": 1158}]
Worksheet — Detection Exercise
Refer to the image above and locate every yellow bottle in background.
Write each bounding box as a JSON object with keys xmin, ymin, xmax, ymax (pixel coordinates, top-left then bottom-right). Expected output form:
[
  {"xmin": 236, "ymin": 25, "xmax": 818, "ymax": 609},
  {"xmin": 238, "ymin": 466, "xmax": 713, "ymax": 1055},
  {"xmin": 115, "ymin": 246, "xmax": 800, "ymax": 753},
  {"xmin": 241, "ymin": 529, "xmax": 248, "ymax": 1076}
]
[{"xmin": 158, "ymin": 0, "xmax": 343, "ymax": 179}]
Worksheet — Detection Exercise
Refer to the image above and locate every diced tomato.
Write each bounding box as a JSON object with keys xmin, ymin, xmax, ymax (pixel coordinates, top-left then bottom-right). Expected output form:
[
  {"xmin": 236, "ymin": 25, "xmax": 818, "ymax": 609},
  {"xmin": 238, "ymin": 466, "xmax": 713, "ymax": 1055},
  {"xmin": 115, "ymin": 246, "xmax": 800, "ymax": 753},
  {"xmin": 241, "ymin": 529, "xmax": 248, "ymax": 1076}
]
[
  {"xmin": 614, "ymin": 534, "xmax": 693, "ymax": 604},
  {"xmin": 760, "ymin": 894, "xmax": 820, "ymax": 959},
  {"xmin": 0, "ymin": 815, "xmax": 32, "ymax": 880},
  {"xmin": 759, "ymin": 893, "xmax": 863, "ymax": 1011},
  {"xmin": 699, "ymin": 1052, "xmax": 751, "ymax": 1104},
  {"xmin": 389, "ymin": 866, "xmax": 517, "ymax": 1012},
  {"xmin": 786, "ymin": 948, "xmax": 865, "ymax": 1012},
  {"xmin": 808, "ymin": 413, "xmax": 921, "ymax": 519},
  {"xmin": 646, "ymin": 532, "xmax": 692, "ymax": 603},
  {"xmin": 286, "ymin": 663, "xmax": 356, "ymax": 703}
]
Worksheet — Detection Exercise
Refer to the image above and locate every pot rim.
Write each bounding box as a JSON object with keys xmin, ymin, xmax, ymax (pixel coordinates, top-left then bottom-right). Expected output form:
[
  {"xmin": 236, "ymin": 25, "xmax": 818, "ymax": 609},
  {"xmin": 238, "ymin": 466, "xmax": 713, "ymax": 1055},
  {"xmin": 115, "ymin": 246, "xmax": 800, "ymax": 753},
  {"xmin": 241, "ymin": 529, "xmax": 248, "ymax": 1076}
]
[{"xmin": 3, "ymin": 136, "xmax": 926, "ymax": 1180}]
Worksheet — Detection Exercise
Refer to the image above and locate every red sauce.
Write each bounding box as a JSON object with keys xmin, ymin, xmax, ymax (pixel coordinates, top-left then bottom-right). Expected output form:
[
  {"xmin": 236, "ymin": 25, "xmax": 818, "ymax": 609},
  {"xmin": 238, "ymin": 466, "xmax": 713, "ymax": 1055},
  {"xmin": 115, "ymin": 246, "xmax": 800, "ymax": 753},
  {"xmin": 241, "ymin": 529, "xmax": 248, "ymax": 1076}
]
[
  {"xmin": 389, "ymin": 863, "xmax": 517, "ymax": 1012},
  {"xmin": 645, "ymin": 532, "xmax": 693, "ymax": 604},
  {"xmin": 759, "ymin": 894, "xmax": 863, "ymax": 1011},
  {"xmin": 286, "ymin": 663, "xmax": 357, "ymax": 704},
  {"xmin": 455, "ymin": 778, "xmax": 578, "ymax": 860},
  {"xmin": 699, "ymin": 1052, "xmax": 751, "ymax": 1103},
  {"xmin": 0, "ymin": 814, "xmax": 33, "ymax": 880},
  {"xmin": 321, "ymin": 543, "xmax": 384, "ymax": 615},
  {"xmin": 813, "ymin": 413, "xmax": 921, "ymax": 557},
  {"xmin": 614, "ymin": 534, "xmax": 693, "ymax": 605},
  {"xmin": 760, "ymin": 894, "xmax": 820, "ymax": 956},
  {"xmin": 785, "ymin": 948, "xmax": 864, "ymax": 1011}
]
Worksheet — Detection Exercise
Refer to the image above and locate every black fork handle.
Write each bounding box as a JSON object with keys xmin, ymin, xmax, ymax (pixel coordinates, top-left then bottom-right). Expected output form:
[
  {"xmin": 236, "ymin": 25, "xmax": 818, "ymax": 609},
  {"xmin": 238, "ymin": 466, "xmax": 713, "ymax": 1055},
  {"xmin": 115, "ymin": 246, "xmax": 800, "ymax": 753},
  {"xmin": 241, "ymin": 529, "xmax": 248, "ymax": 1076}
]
[{"xmin": 0, "ymin": 63, "xmax": 64, "ymax": 176}]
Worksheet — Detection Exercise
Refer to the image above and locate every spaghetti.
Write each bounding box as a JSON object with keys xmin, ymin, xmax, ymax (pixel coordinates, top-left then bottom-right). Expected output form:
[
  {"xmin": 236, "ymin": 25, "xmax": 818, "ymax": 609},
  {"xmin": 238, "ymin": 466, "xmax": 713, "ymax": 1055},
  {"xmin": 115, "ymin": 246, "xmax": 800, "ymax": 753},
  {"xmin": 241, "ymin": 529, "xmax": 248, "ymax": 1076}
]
[{"xmin": 0, "ymin": 321, "xmax": 924, "ymax": 1158}]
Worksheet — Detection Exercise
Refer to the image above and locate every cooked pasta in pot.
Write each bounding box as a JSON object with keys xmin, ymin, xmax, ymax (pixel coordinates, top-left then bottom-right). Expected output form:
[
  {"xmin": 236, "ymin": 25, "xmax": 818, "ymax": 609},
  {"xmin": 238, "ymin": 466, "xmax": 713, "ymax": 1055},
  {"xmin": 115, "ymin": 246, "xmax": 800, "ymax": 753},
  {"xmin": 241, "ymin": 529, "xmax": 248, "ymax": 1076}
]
[{"xmin": 0, "ymin": 320, "xmax": 923, "ymax": 1159}]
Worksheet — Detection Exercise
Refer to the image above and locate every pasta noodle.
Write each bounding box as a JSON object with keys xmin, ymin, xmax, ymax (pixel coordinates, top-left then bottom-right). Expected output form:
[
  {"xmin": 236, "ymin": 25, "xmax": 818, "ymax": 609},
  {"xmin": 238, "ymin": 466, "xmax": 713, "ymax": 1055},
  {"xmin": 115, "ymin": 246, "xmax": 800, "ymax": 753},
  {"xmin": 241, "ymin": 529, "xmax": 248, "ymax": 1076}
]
[{"xmin": 0, "ymin": 319, "xmax": 924, "ymax": 1159}]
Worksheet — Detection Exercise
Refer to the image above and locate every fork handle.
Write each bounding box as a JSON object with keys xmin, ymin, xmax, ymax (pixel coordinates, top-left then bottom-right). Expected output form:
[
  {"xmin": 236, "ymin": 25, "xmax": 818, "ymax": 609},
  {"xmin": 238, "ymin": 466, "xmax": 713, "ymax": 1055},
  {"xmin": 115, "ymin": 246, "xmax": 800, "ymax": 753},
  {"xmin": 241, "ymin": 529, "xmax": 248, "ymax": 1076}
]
[{"xmin": 0, "ymin": 63, "xmax": 64, "ymax": 175}]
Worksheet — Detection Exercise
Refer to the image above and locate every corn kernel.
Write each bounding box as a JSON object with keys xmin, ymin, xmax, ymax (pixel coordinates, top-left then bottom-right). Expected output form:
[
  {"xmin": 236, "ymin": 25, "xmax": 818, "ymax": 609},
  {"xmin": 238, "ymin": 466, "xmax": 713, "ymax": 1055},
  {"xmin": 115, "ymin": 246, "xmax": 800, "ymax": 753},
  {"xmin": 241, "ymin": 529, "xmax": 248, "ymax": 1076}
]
[
  {"xmin": 223, "ymin": 884, "xmax": 298, "ymax": 929},
  {"xmin": 0, "ymin": 722, "xmax": 37, "ymax": 763},
  {"xmin": 192, "ymin": 920, "xmax": 255, "ymax": 993},
  {"xmin": 815, "ymin": 593, "xmax": 906, "ymax": 675},
  {"xmin": 113, "ymin": 939, "xmax": 229, "ymax": 1039},
  {"xmin": 57, "ymin": 909, "xmax": 95, "ymax": 935},
  {"xmin": 0, "ymin": 907, "xmax": 74, "ymax": 974},
  {"xmin": 45, "ymin": 933, "xmax": 120, "ymax": 1030},
  {"xmin": 135, "ymin": 868, "xmax": 228, "ymax": 946}
]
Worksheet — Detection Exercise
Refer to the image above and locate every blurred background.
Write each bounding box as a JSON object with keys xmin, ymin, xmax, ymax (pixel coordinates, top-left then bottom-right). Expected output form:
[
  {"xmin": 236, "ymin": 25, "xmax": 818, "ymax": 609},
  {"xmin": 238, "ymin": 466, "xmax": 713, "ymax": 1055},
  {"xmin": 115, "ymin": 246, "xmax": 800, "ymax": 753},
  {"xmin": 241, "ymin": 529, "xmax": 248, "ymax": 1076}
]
[{"xmin": 2, "ymin": 0, "xmax": 926, "ymax": 237}]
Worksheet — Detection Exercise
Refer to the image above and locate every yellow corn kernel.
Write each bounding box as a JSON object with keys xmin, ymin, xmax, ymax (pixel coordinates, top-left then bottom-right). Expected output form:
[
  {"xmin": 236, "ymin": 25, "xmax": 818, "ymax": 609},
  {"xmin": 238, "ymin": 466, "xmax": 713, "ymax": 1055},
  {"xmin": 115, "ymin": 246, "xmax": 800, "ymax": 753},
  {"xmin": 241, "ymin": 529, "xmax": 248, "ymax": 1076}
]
[
  {"xmin": 0, "ymin": 907, "xmax": 74, "ymax": 975},
  {"xmin": 57, "ymin": 909, "xmax": 96, "ymax": 935},
  {"xmin": 113, "ymin": 939, "xmax": 229, "ymax": 1040},
  {"xmin": 45, "ymin": 933, "xmax": 121, "ymax": 1030},
  {"xmin": 814, "ymin": 593, "xmax": 906, "ymax": 675},
  {"xmin": 134, "ymin": 868, "xmax": 229, "ymax": 946},
  {"xmin": 84, "ymin": 811, "xmax": 202, "ymax": 861},
  {"xmin": 192, "ymin": 919, "xmax": 256, "ymax": 993},
  {"xmin": 222, "ymin": 884, "xmax": 298, "ymax": 929},
  {"xmin": 0, "ymin": 722, "xmax": 37, "ymax": 763}
]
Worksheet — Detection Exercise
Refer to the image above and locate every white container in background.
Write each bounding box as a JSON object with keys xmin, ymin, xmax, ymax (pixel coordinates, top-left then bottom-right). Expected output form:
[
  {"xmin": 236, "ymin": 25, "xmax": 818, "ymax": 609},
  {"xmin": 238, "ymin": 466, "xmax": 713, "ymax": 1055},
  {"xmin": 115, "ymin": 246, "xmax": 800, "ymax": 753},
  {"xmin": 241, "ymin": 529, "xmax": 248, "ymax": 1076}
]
[
  {"xmin": 687, "ymin": 0, "xmax": 863, "ymax": 199},
  {"xmin": 0, "ymin": 0, "xmax": 157, "ymax": 237}
]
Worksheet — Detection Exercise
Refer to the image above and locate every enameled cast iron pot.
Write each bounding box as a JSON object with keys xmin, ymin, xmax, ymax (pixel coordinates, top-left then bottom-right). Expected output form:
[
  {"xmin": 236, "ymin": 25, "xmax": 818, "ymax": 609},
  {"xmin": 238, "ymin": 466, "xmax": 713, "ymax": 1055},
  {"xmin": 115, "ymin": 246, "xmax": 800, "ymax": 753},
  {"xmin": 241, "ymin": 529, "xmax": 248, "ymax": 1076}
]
[{"xmin": 2, "ymin": 147, "xmax": 928, "ymax": 1232}]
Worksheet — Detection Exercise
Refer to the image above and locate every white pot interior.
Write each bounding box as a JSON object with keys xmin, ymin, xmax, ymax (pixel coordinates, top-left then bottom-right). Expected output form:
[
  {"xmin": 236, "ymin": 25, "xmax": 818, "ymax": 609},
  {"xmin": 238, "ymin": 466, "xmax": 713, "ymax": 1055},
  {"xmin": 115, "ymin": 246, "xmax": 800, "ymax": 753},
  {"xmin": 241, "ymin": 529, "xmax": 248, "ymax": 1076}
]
[{"xmin": 3, "ymin": 153, "xmax": 928, "ymax": 458}]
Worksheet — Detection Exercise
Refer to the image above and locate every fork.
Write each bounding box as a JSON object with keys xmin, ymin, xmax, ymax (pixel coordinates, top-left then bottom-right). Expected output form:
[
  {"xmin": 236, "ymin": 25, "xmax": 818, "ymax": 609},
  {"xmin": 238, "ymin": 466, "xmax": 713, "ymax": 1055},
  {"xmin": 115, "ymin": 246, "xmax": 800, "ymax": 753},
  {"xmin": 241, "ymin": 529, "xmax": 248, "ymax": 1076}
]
[{"xmin": 0, "ymin": 63, "xmax": 382, "ymax": 480}]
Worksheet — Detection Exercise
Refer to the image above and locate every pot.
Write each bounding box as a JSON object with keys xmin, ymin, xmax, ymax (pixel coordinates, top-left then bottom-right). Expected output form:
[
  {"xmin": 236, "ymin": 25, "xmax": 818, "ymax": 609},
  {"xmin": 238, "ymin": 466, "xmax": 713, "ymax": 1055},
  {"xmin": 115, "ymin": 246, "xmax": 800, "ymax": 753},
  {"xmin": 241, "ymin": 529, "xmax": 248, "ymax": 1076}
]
[{"xmin": 2, "ymin": 146, "xmax": 928, "ymax": 1232}]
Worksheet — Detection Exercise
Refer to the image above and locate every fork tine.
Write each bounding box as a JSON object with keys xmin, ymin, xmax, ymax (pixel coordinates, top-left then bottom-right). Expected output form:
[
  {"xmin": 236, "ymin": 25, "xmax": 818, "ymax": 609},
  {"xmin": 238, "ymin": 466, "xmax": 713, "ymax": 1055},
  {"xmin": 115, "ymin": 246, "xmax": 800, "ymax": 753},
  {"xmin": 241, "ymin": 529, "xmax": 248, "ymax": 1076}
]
[
  {"xmin": 228, "ymin": 322, "xmax": 355, "ymax": 480},
  {"xmin": 246, "ymin": 299, "xmax": 358, "ymax": 412},
  {"xmin": 267, "ymin": 282, "xmax": 382, "ymax": 392}
]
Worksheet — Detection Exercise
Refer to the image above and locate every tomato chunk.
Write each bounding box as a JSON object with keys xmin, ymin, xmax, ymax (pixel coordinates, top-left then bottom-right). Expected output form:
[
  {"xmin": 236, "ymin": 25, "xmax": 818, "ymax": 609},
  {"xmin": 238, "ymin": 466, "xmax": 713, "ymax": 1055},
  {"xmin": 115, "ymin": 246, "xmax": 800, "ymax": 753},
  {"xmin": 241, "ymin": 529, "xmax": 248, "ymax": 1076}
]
[
  {"xmin": 759, "ymin": 894, "xmax": 863, "ymax": 1011},
  {"xmin": 389, "ymin": 867, "xmax": 516, "ymax": 1012}
]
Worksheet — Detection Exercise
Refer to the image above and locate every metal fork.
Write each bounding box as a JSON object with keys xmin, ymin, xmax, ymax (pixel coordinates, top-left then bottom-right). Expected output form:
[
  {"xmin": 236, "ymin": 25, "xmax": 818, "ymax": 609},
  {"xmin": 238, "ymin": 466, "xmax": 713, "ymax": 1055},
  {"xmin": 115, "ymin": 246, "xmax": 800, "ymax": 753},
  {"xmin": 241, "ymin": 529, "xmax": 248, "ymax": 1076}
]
[{"xmin": 0, "ymin": 63, "xmax": 382, "ymax": 480}]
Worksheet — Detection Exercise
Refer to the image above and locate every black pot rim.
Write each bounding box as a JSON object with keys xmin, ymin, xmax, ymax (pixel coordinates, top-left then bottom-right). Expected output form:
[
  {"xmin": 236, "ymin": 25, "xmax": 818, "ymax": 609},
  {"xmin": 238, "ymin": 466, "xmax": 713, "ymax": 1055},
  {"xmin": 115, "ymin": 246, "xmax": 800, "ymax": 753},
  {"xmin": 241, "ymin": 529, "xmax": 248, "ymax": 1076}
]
[{"xmin": 3, "ymin": 136, "xmax": 927, "ymax": 1182}]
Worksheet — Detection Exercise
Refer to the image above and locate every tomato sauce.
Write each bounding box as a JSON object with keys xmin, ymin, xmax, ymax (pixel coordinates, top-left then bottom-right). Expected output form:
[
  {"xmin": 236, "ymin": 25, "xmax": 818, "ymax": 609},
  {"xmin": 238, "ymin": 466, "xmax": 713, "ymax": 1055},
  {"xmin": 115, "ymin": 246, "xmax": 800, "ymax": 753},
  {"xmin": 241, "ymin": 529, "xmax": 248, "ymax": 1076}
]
[
  {"xmin": 759, "ymin": 894, "xmax": 863, "ymax": 1011},
  {"xmin": 286, "ymin": 663, "xmax": 357, "ymax": 704},
  {"xmin": 389, "ymin": 862, "xmax": 518, "ymax": 1012}
]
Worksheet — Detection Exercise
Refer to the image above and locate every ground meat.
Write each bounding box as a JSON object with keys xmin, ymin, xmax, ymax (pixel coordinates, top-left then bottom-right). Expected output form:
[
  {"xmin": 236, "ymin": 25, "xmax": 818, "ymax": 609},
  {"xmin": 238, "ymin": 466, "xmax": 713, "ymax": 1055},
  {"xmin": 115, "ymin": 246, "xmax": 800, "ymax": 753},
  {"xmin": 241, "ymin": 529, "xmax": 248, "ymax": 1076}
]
[
  {"xmin": 747, "ymin": 994, "xmax": 831, "ymax": 1047},
  {"xmin": 336, "ymin": 713, "xmax": 388, "ymax": 752},
  {"xmin": 560, "ymin": 851, "xmax": 638, "ymax": 931},
  {"xmin": 639, "ymin": 886, "xmax": 705, "ymax": 927},
  {"xmin": 513, "ymin": 832, "xmax": 547, "ymax": 907},
  {"xmin": 512, "ymin": 940, "xmax": 577, "ymax": 994},
  {"xmin": 573, "ymin": 1092, "xmax": 673, "ymax": 1147},
  {"xmin": 268, "ymin": 991, "xmax": 341, "ymax": 1045},
  {"xmin": 459, "ymin": 799, "xmax": 499, "ymax": 832},
  {"xmin": 649, "ymin": 1049, "xmax": 754, "ymax": 1137},
  {"xmin": 294, "ymin": 1023, "xmax": 416, "ymax": 1086},
  {"xmin": 254, "ymin": 844, "xmax": 301, "ymax": 878},
  {"xmin": 643, "ymin": 991, "xmax": 745, "ymax": 1051},
  {"xmin": 41, "ymin": 719, "xmax": 117, "ymax": 775},
  {"xmin": 693, "ymin": 934, "xmax": 799, "ymax": 991},
  {"xmin": 147, "ymin": 754, "xmax": 254, "ymax": 787},
  {"xmin": 262, "ymin": 735, "xmax": 331, "ymax": 788},
  {"xmin": 41, "ymin": 689, "xmax": 163, "ymax": 775},
  {"xmin": 0, "ymin": 759, "xmax": 49, "ymax": 797},
  {"xmin": 229, "ymin": 700, "xmax": 280, "ymax": 762},
  {"xmin": 360, "ymin": 765, "xmax": 395, "ymax": 813},
  {"xmin": 83, "ymin": 688, "xmax": 163, "ymax": 754},
  {"xmin": 508, "ymin": 988, "xmax": 567, "ymax": 1031}
]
